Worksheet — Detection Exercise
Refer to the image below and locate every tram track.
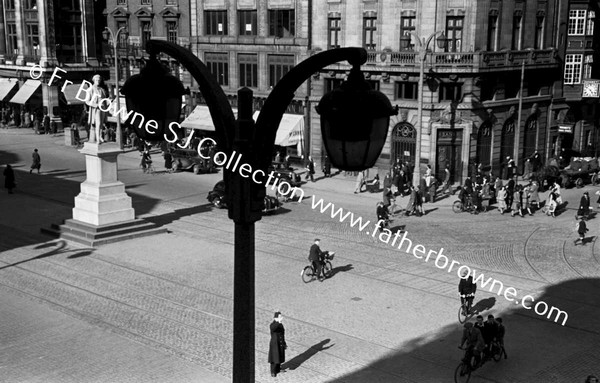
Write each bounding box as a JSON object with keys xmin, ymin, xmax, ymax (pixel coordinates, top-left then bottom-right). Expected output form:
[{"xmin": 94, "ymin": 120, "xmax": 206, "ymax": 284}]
[{"xmin": 0, "ymin": 241, "xmax": 456, "ymax": 382}]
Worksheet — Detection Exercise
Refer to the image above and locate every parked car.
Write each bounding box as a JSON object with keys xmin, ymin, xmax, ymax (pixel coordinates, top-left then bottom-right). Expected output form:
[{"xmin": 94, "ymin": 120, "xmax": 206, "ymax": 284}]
[
  {"xmin": 169, "ymin": 145, "xmax": 217, "ymax": 174},
  {"xmin": 207, "ymin": 180, "xmax": 282, "ymax": 214},
  {"xmin": 268, "ymin": 162, "xmax": 302, "ymax": 187}
]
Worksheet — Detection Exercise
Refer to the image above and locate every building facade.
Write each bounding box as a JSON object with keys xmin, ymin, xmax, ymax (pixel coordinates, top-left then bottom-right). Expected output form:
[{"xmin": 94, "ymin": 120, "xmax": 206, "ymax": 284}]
[
  {"xmin": 0, "ymin": 0, "xmax": 107, "ymax": 128},
  {"xmin": 559, "ymin": 0, "xmax": 600, "ymax": 159},
  {"xmin": 103, "ymin": 0, "xmax": 192, "ymax": 100},
  {"xmin": 310, "ymin": 0, "xmax": 568, "ymax": 183},
  {"xmin": 189, "ymin": 0, "xmax": 311, "ymax": 158}
]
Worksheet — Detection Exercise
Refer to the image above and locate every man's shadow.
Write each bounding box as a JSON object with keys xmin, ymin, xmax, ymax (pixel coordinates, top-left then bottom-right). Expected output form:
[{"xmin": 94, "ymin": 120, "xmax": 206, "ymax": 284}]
[{"xmin": 282, "ymin": 339, "xmax": 334, "ymax": 371}]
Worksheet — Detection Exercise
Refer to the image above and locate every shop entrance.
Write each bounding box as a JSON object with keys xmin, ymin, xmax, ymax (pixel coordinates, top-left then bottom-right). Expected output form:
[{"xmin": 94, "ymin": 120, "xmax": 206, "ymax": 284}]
[{"xmin": 436, "ymin": 129, "xmax": 462, "ymax": 182}]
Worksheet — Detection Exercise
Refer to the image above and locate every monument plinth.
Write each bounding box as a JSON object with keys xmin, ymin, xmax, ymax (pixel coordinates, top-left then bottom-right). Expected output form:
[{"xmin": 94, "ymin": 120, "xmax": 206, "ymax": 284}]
[
  {"xmin": 72, "ymin": 142, "xmax": 135, "ymax": 225},
  {"xmin": 42, "ymin": 141, "xmax": 167, "ymax": 247}
]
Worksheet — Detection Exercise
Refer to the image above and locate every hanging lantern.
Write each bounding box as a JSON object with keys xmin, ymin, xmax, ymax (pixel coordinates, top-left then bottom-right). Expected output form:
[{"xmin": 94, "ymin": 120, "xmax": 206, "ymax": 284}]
[
  {"xmin": 316, "ymin": 66, "xmax": 398, "ymax": 170},
  {"xmin": 120, "ymin": 56, "xmax": 186, "ymax": 141}
]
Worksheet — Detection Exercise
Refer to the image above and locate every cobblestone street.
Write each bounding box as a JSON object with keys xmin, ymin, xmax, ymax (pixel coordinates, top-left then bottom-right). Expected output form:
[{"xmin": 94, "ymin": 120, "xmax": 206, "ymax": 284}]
[{"xmin": 1, "ymin": 129, "xmax": 600, "ymax": 382}]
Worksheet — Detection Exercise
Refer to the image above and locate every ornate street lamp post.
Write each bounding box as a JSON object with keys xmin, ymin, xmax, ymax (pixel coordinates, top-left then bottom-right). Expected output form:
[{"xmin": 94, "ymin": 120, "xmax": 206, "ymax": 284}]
[
  {"xmin": 102, "ymin": 26, "xmax": 129, "ymax": 149},
  {"xmin": 401, "ymin": 31, "xmax": 446, "ymax": 187},
  {"xmin": 122, "ymin": 42, "xmax": 397, "ymax": 382}
]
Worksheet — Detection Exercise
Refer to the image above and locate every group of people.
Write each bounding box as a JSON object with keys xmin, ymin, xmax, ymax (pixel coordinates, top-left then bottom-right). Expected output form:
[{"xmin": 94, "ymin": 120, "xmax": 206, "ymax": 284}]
[{"xmin": 460, "ymin": 314, "xmax": 507, "ymax": 369}]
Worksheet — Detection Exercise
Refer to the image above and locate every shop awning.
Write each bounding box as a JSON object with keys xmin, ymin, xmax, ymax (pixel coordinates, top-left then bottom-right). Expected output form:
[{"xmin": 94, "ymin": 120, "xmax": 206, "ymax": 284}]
[
  {"xmin": 180, "ymin": 105, "xmax": 238, "ymax": 131},
  {"xmin": 106, "ymin": 98, "xmax": 127, "ymax": 123},
  {"xmin": 61, "ymin": 83, "xmax": 86, "ymax": 105},
  {"xmin": 9, "ymin": 79, "xmax": 41, "ymax": 104},
  {"xmin": 252, "ymin": 111, "xmax": 304, "ymax": 147},
  {"xmin": 0, "ymin": 78, "xmax": 19, "ymax": 101}
]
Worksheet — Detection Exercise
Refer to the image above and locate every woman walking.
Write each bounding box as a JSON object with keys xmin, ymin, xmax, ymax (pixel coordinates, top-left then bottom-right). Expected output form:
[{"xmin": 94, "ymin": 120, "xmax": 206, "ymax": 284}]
[
  {"xmin": 30, "ymin": 148, "xmax": 41, "ymax": 174},
  {"xmin": 497, "ymin": 186, "xmax": 507, "ymax": 214},
  {"xmin": 511, "ymin": 185, "xmax": 524, "ymax": 217},
  {"xmin": 268, "ymin": 311, "xmax": 287, "ymax": 377}
]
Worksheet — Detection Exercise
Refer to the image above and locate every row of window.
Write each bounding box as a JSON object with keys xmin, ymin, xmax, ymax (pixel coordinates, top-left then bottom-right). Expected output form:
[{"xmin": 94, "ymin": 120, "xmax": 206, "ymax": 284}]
[
  {"xmin": 564, "ymin": 54, "xmax": 594, "ymax": 84},
  {"xmin": 329, "ymin": 15, "xmax": 464, "ymax": 52},
  {"xmin": 205, "ymin": 53, "xmax": 294, "ymax": 88},
  {"xmin": 114, "ymin": 20, "xmax": 178, "ymax": 47},
  {"xmin": 4, "ymin": 0, "xmax": 36, "ymax": 10},
  {"xmin": 117, "ymin": 0, "xmax": 177, "ymax": 5},
  {"xmin": 323, "ymin": 79, "xmax": 463, "ymax": 102},
  {"xmin": 568, "ymin": 10, "xmax": 595, "ymax": 36},
  {"xmin": 205, "ymin": 10, "xmax": 294, "ymax": 37},
  {"xmin": 5, "ymin": 23, "xmax": 38, "ymax": 56}
]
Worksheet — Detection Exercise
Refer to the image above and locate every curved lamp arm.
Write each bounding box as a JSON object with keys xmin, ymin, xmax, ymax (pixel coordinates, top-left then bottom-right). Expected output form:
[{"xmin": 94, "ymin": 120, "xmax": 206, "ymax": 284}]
[
  {"xmin": 409, "ymin": 31, "xmax": 444, "ymax": 59},
  {"xmin": 145, "ymin": 40, "xmax": 236, "ymax": 151},
  {"xmin": 254, "ymin": 47, "xmax": 367, "ymax": 169}
]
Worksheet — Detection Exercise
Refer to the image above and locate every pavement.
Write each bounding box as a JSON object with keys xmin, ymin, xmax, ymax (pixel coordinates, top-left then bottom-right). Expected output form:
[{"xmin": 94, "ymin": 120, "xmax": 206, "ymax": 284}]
[{"xmin": 1, "ymin": 127, "xmax": 600, "ymax": 382}]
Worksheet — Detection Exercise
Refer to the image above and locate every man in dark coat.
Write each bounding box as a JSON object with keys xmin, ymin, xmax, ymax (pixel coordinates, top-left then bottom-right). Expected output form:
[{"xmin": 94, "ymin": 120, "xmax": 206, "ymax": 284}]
[
  {"xmin": 322, "ymin": 155, "xmax": 331, "ymax": 177},
  {"xmin": 574, "ymin": 218, "xmax": 589, "ymax": 246},
  {"xmin": 482, "ymin": 314, "xmax": 499, "ymax": 360},
  {"xmin": 305, "ymin": 156, "xmax": 315, "ymax": 182},
  {"xmin": 459, "ymin": 269, "xmax": 477, "ymax": 314},
  {"xmin": 506, "ymin": 176, "xmax": 515, "ymax": 208},
  {"xmin": 3, "ymin": 164, "xmax": 16, "ymax": 194},
  {"xmin": 577, "ymin": 192, "xmax": 591, "ymax": 219},
  {"xmin": 268, "ymin": 311, "xmax": 286, "ymax": 377},
  {"xmin": 30, "ymin": 149, "xmax": 41, "ymax": 174},
  {"xmin": 308, "ymin": 238, "xmax": 324, "ymax": 281}
]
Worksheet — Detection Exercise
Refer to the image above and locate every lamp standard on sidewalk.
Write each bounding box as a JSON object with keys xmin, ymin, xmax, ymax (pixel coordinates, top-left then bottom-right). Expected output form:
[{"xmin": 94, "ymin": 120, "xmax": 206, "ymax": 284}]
[
  {"xmin": 401, "ymin": 31, "xmax": 446, "ymax": 187},
  {"xmin": 102, "ymin": 26, "xmax": 129, "ymax": 149},
  {"xmin": 122, "ymin": 42, "xmax": 397, "ymax": 382}
]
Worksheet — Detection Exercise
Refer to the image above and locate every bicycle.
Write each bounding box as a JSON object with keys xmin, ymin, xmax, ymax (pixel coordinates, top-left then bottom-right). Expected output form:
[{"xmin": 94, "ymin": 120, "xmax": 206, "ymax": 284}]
[
  {"xmin": 455, "ymin": 346, "xmax": 477, "ymax": 383},
  {"xmin": 455, "ymin": 340, "xmax": 503, "ymax": 383},
  {"xmin": 453, "ymin": 196, "xmax": 486, "ymax": 214},
  {"xmin": 301, "ymin": 251, "xmax": 335, "ymax": 283},
  {"xmin": 458, "ymin": 294, "xmax": 475, "ymax": 324},
  {"xmin": 487, "ymin": 339, "xmax": 505, "ymax": 362}
]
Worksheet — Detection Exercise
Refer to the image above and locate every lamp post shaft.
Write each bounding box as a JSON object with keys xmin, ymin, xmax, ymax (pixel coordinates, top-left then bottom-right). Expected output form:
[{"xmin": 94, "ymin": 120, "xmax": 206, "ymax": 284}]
[
  {"xmin": 233, "ymin": 222, "xmax": 255, "ymax": 381},
  {"xmin": 413, "ymin": 52, "xmax": 425, "ymax": 188},
  {"xmin": 114, "ymin": 44, "xmax": 122, "ymax": 149},
  {"xmin": 112, "ymin": 29, "xmax": 124, "ymax": 150}
]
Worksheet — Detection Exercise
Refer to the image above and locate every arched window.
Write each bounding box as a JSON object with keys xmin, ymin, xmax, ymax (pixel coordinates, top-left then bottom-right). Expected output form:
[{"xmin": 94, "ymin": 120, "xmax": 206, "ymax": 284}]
[
  {"xmin": 477, "ymin": 121, "xmax": 493, "ymax": 167},
  {"xmin": 501, "ymin": 118, "xmax": 515, "ymax": 161},
  {"xmin": 391, "ymin": 123, "xmax": 416, "ymax": 165}
]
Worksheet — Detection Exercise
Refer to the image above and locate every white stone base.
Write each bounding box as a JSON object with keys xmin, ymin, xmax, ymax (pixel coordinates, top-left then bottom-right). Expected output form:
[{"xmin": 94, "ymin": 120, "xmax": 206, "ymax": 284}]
[{"xmin": 72, "ymin": 142, "xmax": 135, "ymax": 226}]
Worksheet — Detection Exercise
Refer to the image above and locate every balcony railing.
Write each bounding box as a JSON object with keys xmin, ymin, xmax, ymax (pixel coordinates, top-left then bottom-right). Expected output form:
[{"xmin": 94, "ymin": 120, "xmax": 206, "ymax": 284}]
[{"xmin": 359, "ymin": 48, "xmax": 557, "ymax": 70}]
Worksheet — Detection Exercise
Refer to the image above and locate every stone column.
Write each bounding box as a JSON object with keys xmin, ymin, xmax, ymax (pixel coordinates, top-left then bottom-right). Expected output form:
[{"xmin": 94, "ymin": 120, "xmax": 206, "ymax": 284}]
[
  {"xmin": 14, "ymin": 0, "xmax": 25, "ymax": 65},
  {"xmin": 82, "ymin": 0, "xmax": 100, "ymax": 66},
  {"xmin": 37, "ymin": 0, "xmax": 58, "ymax": 67},
  {"xmin": 73, "ymin": 142, "xmax": 135, "ymax": 226},
  {"xmin": 0, "ymin": 0, "xmax": 6, "ymax": 62},
  {"xmin": 41, "ymin": 82, "xmax": 63, "ymax": 131}
]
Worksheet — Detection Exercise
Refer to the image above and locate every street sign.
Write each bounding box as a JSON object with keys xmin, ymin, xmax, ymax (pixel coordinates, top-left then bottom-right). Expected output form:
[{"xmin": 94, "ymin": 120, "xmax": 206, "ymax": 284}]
[
  {"xmin": 558, "ymin": 125, "xmax": 573, "ymax": 133},
  {"xmin": 582, "ymin": 79, "xmax": 600, "ymax": 98}
]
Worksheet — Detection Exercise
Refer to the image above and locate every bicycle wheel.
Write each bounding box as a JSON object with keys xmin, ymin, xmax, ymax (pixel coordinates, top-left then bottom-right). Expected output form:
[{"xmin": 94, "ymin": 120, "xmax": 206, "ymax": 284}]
[
  {"xmin": 492, "ymin": 344, "xmax": 502, "ymax": 362},
  {"xmin": 454, "ymin": 362, "xmax": 471, "ymax": 383},
  {"xmin": 458, "ymin": 304, "xmax": 468, "ymax": 324},
  {"xmin": 452, "ymin": 201, "xmax": 463, "ymax": 213},
  {"xmin": 323, "ymin": 261, "xmax": 333, "ymax": 278},
  {"xmin": 301, "ymin": 266, "xmax": 314, "ymax": 283}
]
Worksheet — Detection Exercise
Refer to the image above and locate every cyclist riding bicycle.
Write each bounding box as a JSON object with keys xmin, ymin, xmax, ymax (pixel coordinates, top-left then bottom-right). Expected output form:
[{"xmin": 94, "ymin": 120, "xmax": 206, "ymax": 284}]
[
  {"xmin": 459, "ymin": 322, "xmax": 485, "ymax": 369},
  {"xmin": 376, "ymin": 201, "xmax": 390, "ymax": 231},
  {"xmin": 308, "ymin": 238, "xmax": 325, "ymax": 282},
  {"xmin": 482, "ymin": 314, "xmax": 499, "ymax": 360},
  {"xmin": 459, "ymin": 269, "xmax": 477, "ymax": 315}
]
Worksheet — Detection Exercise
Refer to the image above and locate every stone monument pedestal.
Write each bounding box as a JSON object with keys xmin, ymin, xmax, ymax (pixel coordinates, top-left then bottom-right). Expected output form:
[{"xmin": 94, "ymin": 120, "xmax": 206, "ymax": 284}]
[
  {"xmin": 73, "ymin": 142, "xmax": 134, "ymax": 224},
  {"xmin": 48, "ymin": 142, "xmax": 166, "ymax": 247}
]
